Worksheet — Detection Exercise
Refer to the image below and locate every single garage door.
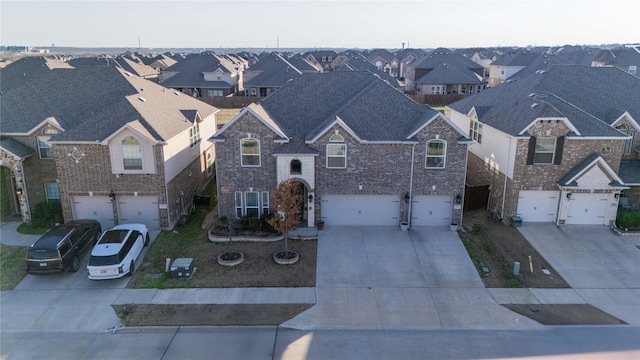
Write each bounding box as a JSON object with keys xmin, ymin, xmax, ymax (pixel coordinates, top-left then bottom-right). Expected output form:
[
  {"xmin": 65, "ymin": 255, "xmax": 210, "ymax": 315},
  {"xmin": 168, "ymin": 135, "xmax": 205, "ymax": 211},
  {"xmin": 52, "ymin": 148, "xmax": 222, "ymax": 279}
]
[
  {"xmin": 117, "ymin": 196, "xmax": 160, "ymax": 229},
  {"xmin": 321, "ymin": 195, "xmax": 400, "ymax": 226},
  {"xmin": 411, "ymin": 195, "xmax": 452, "ymax": 226},
  {"xmin": 71, "ymin": 196, "xmax": 115, "ymax": 230},
  {"xmin": 516, "ymin": 190, "xmax": 559, "ymax": 222},
  {"xmin": 566, "ymin": 193, "xmax": 609, "ymax": 225}
]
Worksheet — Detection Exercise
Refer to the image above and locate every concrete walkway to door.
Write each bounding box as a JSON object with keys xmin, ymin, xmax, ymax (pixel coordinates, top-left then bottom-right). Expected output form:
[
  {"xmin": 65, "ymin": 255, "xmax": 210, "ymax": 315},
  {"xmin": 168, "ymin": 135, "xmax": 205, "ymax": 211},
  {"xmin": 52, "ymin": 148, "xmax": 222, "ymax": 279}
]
[{"xmin": 282, "ymin": 226, "xmax": 542, "ymax": 330}]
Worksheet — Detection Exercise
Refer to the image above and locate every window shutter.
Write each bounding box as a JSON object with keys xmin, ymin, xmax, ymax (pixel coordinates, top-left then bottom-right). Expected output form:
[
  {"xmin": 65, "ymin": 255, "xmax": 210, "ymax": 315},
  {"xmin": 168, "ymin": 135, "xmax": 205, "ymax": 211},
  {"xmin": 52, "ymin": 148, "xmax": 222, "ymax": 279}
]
[
  {"xmin": 526, "ymin": 136, "xmax": 537, "ymax": 165},
  {"xmin": 553, "ymin": 136, "xmax": 565, "ymax": 165}
]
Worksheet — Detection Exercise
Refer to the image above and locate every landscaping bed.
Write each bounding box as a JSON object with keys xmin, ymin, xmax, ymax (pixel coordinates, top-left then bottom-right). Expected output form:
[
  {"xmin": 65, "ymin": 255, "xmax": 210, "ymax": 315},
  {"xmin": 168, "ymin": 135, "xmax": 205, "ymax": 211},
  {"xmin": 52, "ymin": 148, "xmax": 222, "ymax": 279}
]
[{"xmin": 459, "ymin": 210, "xmax": 569, "ymax": 288}]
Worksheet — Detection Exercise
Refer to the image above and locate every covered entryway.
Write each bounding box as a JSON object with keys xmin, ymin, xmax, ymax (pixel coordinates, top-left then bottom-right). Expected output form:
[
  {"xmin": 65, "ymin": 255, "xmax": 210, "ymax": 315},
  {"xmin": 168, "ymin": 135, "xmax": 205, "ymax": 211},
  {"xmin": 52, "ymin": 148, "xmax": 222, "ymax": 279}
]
[
  {"xmin": 411, "ymin": 195, "xmax": 452, "ymax": 226},
  {"xmin": 566, "ymin": 193, "xmax": 609, "ymax": 225},
  {"xmin": 71, "ymin": 196, "xmax": 115, "ymax": 230},
  {"xmin": 516, "ymin": 190, "xmax": 559, "ymax": 222},
  {"xmin": 117, "ymin": 196, "xmax": 160, "ymax": 229},
  {"xmin": 320, "ymin": 195, "xmax": 399, "ymax": 226}
]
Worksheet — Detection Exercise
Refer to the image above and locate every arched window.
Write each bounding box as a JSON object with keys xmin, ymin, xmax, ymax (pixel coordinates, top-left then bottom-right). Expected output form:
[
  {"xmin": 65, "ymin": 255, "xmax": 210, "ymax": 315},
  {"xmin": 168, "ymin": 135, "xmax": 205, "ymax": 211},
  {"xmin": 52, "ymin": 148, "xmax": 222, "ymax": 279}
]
[
  {"xmin": 329, "ymin": 134, "xmax": 344, "ymax": 142},
  {"xmin": 240, "ymin": 138, "xmax": 260, "ymax": 166},
  {"xmin": 426, "ymin": 140, "xmax": 446, "ymax": 168},
  {"xmin": 290, "ymin": 159, "xmax": 302, "ymax": 174},
  {"xmin": 122, "ymin": 136, "xmax": 142, "ymax": 170}
]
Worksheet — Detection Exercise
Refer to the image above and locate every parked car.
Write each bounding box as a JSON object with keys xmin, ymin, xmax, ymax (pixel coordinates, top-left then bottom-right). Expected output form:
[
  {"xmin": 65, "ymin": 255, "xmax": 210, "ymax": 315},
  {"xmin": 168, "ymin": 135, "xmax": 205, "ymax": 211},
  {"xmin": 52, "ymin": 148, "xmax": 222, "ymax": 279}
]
[
  {"xmin": 87, "ymin": 223, "xmax": 149, "ymax": 280},
  {"xmin": 26, "ymin": 219, "xmax": 102, "ymax": 274}
]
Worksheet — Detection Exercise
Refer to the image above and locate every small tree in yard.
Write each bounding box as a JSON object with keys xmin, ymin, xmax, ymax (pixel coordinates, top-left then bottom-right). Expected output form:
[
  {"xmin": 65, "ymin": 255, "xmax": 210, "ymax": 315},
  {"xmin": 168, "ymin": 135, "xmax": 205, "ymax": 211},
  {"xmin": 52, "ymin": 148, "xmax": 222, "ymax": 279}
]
[{"xmin": 267, "ymin": 179, "xmax": 303, "ymax": 259}]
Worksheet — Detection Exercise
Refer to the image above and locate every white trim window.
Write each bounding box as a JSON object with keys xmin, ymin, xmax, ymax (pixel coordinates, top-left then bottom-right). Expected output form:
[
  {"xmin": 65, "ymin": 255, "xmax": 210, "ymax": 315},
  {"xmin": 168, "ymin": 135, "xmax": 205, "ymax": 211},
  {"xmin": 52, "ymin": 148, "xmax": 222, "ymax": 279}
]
[
  {"xmin": 121, "ymin": 136, "xmax": 143, "ymax": 170},
  {"xmin": 426, "ymin": 140, "xmax": 446, "ymax": 169},
  {"xmin": 44, "ymin": 182, "xmax": 60, "ymax": 203},
  {"xmin": 469, "ymin": 120, "xmax": 482, "ymax": 143},
  {"xmin": 245, "ymin": 192, "xmax": 259, "ymax": 218},
  {"xmin": 240, "ymin": 138, "xmax": 261, "ymax": 167},
  {"xmin": 206, "ymin": 151, "xmax": 213, "ymax": 174},
  {"xmin": 262, "ymin": 191, "xmax": 270, "ymax": 215},
  {"xmin": 235, "ymin": 192, "xmax": 243, "ymax": 218},
  {"xmin": 326, "ymin": 144, "xmax": 346, "ymax": 168},
  {"xmin": 534, "ymin": 136, "xmax": 556, "ymax": 164},
  {"xmin": 37, "ymin": 136, "xmax": 53, "ymax": 159},
  {"xmin": 190, "ymin": 123, "xmax": 201, "ymax": 147}
]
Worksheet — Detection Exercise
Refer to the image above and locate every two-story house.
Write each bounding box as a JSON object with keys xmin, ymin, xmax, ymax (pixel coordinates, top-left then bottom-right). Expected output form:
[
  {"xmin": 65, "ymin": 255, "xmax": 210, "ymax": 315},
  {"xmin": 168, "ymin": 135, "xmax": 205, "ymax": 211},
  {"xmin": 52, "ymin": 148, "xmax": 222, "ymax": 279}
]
[
  {"xmin": 210, "ymin": 71, "xmax": 472, "ymax": 228},
  {"xmin": 447, "ymin": 65, "xmax": 640, "ymax": 226},
  {"xmin": 243, "ymin": 52, "xmax": 320, "ymax": 97},
  {"xmin": 592, "ymin": 47, "xmax": 640, "ymax": 75},
  {"xmin": 488, "ymin": 50, "xmax": 572, "ymax": 87},
  {"xmin": 0, "ymin": 66, "xmax": 219, "ymax": 230}
]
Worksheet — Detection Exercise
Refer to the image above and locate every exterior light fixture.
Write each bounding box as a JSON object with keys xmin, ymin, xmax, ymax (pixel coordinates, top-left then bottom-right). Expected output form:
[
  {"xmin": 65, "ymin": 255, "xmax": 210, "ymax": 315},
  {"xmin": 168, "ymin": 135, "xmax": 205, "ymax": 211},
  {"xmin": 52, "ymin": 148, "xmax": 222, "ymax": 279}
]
[
  {"xmin": 15, "ymin": 188, "xmax": 23, "ymax": 196},
  {"xmin": 308, "ymin": 194, "xmax": 313, "ymax": 202},
  {"xmin": 566, "ymin": 193, "xmax": 572, "ymax": 200}
]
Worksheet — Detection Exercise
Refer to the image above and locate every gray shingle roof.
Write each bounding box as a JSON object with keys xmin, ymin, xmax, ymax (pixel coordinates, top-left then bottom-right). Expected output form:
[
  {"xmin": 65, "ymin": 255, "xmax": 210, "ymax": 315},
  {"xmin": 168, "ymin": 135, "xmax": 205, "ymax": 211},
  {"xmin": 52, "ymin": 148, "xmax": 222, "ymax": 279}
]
[
  {"xmin": 412, "ymin": 48, "xmax": 484, "ymax": 73},
  {"xmin": 618, "ymin": 160, "xmax": 640, "ymax": 185},
  {"xmin": 258, "ymin": 71, "xmax": 441, "ymax": 142},
  {"xmin": 448, "ymin": 65, "xmax": 639, "ymax": 138},
  {"xmin": 557, "ymin": 153, "xmax": 601, "ymax": 186},
  {"xmin": 0, "ymin": 137, "xmax": 35, "ymax": 159},
  {"xmin": 415, "ymin": 63, "xmax": 485, "ymax": 85},
  {"xmin": 1, "ymin": 66, "xmax": 218, "ymax": 142}
]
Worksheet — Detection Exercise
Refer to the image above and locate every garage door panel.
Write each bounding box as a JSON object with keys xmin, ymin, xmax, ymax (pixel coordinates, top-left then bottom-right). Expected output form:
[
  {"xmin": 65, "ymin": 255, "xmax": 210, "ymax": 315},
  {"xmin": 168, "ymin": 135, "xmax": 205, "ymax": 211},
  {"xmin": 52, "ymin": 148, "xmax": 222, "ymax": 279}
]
[
  {"xmin": 517, "ymin": 190, "xmax": 559, "ymax": 223},
  {"xmin": 411, "ymin": 195, "xmax": 452, "ymax": 226},
  {"xmin": 118, "ymin": 196, "xmax": 160, "ymax": 229},
  {"xmin": 566, "ymin": 193, "xmax": 608, "ymax": 225},
  {"xmin": 321, "ymin": 195, "xmax": 399, "ymax": 226},
  {"xmin": 72, "ymin": 196, "xmax": 115, "ymax": 230}
]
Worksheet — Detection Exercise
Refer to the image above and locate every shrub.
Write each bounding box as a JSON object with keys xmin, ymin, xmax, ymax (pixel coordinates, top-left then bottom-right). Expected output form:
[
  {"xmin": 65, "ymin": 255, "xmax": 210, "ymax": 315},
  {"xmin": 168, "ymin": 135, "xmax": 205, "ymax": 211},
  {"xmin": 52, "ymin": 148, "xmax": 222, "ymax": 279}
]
[
  {"xmin": 248, "ymin": 216, "xmax": 260, "ymax": 231},
  {"xmin": 616, "ymin": 209, "xmax": 640, "ymax": 229},
  {"xmin": 30, "ymin": 201, "xmax": 63, "ymax": 228}
]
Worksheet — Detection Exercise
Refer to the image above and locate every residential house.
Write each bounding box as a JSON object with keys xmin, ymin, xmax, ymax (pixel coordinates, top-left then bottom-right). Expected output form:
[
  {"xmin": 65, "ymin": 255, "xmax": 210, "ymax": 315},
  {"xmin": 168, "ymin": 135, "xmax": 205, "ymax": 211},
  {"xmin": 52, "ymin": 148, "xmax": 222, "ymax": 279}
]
[
  {"xmin": 365, "ymin": 49, "xmax": 395, "ymax": 75},
  {"xmin": 405, "ymin": 48, "xmax": 488, "ymax": 95},
  {"xmin": 333, "ymin": 55, "xmax": 402, "ymax": 90},
  {"xmin": 488, "ymin": 50, "xmax": 572, "ymax": 87},
  {"xmin": 209, "ymin": 71, "xmax": 471, "ymax": 228},
  {"xmin": 302, "ymin": 50, "xmax": 342, "ymax": 72},
  {"xmin": 136, "ymin": 53, "xmax": 178, "ymax": 73},
  {"xmin": 0, "ymin": 55, "xmax": 73, "ymax": 92},
  {"xmin": 549, "ymin": 45, "xmax": 600, "ymax": 66},
  {"xmin": 447, "ymin": 65, "xmax": 640, "ymax": 226},
  {"xmin": 394, "ymin": 48, "xmax": 427, "ymax": 80},
  {"xmin": 0, "ymin": 66, "xmax": 219, "ymax": 230},
  {"xmin": 160, "ymin": 52, "xmax": 245, "ymax": 97},
  {"xmin": 592, "ymin": 47, "xmax": 640, "ymax": 75},
  {"xmin": 243, "ymin": 52, "xmax": 320, "ymax": 97}
]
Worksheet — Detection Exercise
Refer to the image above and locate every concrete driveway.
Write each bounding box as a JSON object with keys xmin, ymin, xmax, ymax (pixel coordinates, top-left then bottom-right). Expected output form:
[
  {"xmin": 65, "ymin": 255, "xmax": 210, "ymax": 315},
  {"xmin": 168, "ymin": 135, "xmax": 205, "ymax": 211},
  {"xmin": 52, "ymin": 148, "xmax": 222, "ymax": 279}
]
[
  {"xmin": 283, "ymin": 226, "xmax": 541, "ymax": 330},
  {"xmin": 518, "ymin": 223, "xmax": 640, "ymax": 325}
]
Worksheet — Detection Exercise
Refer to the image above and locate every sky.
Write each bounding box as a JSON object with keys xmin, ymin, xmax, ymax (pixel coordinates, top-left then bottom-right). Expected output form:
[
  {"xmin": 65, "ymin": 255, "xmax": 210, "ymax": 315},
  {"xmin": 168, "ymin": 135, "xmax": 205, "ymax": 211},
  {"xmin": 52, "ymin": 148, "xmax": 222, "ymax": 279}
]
[{"xmin": 1, "ymin": 0, "xmax": 638, "ymax": 49}]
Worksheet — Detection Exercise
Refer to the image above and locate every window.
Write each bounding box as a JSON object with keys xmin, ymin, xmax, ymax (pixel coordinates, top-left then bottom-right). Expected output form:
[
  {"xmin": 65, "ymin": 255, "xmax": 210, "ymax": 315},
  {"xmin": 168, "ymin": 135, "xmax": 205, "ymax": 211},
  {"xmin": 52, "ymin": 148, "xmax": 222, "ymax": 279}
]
[
  {"xmin": 321, "ymin": 56, "xmax": 327, "ymax": 62},
  {"xmin": 121, "ymin": 136, "xmax": 143, "ymax": 170},
  {"xmin": 328, "ymin": 56, "xmax": 333, "ymax": 61},
  {"xmin": 206, "ymin": 152, "xmax": 213, "ymax": 174},
  {"xmin": 235, "ymin": 192, "xmax": 243, "ymax": 218},
  {"xmin": 190, "ymin": 123, "xmax": 200, "ymax": 147},
  {"xmin": 45, "ymin": 182, "xmax": 60, "ymax": 203},
  {"xmin": 426, "ymin": 140, "xmax": 446, "ymax": 168},
  {"xmin": 616, "ymin": 124, "xmax": 635, "ymax": 155},
  {"xmin": 534, "ymin": 136, "xmax": 556, "ymax": 164},
  {"xmin": 290, "ymin": 159, "xmax": 302, "ymax": 174},
  {"xmin": 469, "ymin": 120, "xmax": 483, "ymax": 143},
  {"xmin": 629, "ymin": 66, "xmax": 637, "ymax": 75},
  {"xmin": 206, "ymin": 89, "xmax": 224, "ymax": 97},
  {"xmin": 240, "ymin": 138, "xmax": 260, "ymax": 166},
  {"xmin": 327, "ymin": 144, "xmax": 346, "ymax": 168},
  {"xmin": 245, "ymin": 192, "xmax": 259, "ymax": 218},
  {"xmin": 38, "ymin": 136, "xmax": 53, "ymax": 159},
  {"xmin": 262, "ymin": 191, "xmax": 270, "ymax": 215},
  {"xmin": 250, "ymin": 88, "xmax": 256, "ymax": 95}
]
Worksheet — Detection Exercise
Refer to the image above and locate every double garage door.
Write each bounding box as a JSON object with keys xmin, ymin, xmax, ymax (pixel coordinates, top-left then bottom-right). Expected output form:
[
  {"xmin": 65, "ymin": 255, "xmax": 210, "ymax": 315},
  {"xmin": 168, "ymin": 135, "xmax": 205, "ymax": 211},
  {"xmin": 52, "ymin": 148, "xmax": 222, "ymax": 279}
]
[
  {"xmin": 320, "ymin": 194, "xmax": 452, "ymax": 227},
  {"xmin": 72, "ymin": 195, "xmax": 160, "ymax": 230},
  {"xmin": 517, "ymin": 190, "xmax": 609, "ymax": 225}
]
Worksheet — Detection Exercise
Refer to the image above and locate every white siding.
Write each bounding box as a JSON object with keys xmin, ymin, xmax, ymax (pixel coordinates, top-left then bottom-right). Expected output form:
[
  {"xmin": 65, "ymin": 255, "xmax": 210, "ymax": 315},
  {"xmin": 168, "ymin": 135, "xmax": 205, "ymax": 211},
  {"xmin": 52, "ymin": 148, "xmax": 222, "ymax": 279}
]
[{"xmin": 163, "ymin": 113, "xmax": 217, "ymax": 182}]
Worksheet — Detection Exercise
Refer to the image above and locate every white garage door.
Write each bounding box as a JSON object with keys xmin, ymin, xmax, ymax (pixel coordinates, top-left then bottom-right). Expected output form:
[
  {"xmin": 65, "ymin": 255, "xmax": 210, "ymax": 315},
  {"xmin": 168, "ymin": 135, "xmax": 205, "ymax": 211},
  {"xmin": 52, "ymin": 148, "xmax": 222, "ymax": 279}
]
[
  {"xmin": 411, "ymin": 195, "xmax": 452, "ymax": 226},
  {"xmin": 117, "ymin": 196, "xmax": 160, "ymax": 229},
  {"xmin": 321, "ymin": 195, "xmax": 400, "ymax": 226},
  {"xmin": 516, "ymin": 190, "xmax": 559, "ymax": 222},
  {"xmin": 71, "ymin": 196, "xmax": 115, "ymax": 231},
  {"xmin": 566, "ymin": 193, "xmax": 609, "ymax": 225}
]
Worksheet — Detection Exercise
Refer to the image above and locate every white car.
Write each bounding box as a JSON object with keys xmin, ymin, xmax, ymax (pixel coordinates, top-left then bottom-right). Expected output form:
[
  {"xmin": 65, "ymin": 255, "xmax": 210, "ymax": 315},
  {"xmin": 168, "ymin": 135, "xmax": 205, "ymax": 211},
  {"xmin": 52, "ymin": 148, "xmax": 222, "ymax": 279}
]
[{"xmin": 87, "ymin": 223, "xmax": 149, "ymax": 280}]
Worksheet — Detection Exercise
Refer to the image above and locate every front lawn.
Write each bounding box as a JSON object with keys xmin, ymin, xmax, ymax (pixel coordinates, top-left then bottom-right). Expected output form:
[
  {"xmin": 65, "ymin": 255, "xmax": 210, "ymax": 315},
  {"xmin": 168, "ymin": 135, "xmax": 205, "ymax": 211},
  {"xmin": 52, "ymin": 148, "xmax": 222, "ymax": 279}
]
[{"xmin": 1, "ymin": 244, "xmax": 28, "ymax": 290}]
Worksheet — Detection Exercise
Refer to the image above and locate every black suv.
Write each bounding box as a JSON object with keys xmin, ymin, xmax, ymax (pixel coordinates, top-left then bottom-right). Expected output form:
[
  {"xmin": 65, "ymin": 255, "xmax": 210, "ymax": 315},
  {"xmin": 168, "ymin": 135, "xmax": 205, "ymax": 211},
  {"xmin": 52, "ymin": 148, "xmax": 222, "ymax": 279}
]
[{"xmin": 26, "ymin": 219, "xmax": 102, "ymax": 274}]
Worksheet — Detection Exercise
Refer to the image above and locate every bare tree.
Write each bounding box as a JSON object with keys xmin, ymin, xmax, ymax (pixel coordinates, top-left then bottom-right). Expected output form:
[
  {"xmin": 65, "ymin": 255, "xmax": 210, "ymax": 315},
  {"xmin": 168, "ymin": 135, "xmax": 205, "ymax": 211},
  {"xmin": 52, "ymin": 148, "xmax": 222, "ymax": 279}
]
[{"xmin": 267, "ymin": 179, "xmax": 303, "ymax": 255}]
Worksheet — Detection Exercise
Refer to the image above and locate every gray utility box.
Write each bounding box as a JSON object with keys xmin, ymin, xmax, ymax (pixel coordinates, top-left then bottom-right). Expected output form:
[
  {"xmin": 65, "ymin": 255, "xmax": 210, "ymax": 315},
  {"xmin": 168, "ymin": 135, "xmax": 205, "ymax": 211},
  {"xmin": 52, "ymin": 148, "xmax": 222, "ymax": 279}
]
[
  {"xmin": 511, "ymin": 216, "xmax": 522, "ymax": 228},
  {"xmin": 171, "ymin": 258, "xmax": 194, "ymax": 279}
]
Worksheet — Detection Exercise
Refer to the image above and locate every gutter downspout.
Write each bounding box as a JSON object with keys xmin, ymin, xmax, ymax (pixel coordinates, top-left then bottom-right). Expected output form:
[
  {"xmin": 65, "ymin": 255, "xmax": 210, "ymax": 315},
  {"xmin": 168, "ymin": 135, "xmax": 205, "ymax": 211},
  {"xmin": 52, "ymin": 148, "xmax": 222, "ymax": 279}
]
[
  {"xmin": 408, "ymin": 144, "xmax": 416, "ymax": 228},
  {"xmin": 500, "ymin": 135, "xmax": 513, "ymax": 221},
  {"xmin": 460, "ymin": 144, "xmax": 469, "ymax": 226}
]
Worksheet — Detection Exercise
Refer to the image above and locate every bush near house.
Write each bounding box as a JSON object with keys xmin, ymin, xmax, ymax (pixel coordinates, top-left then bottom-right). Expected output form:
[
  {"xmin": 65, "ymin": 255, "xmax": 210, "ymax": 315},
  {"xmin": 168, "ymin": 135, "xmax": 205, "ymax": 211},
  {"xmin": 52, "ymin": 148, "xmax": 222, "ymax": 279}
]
[
  {"xmin": 30, "ymin": 201, "xmax": 63, "ymax": 228},
  {"xmin": 616, "ymin": 208, "xmax": 640, "ymax": 230}
]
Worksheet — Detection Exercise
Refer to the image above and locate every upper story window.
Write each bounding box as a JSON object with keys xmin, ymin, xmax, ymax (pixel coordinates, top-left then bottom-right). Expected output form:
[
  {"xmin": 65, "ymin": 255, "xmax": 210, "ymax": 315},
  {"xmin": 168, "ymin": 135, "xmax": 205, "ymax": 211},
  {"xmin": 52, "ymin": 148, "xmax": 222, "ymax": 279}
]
[
  {"xmin": 326, "ymin": 144, "xmax": 346, "ymax": 168},
  {"xmin": 206, "ymin": 151, "xmax": 213, "ymax": 174},
  {"xmin": 426, "ymin": 140, "xmax": 446, "ymax": 169},
  {"xmin": 240, "ymin": 138, "xmax": 260, "ymax": 167},
  {"xmin": 534, "ymin": 136, "xmax": 556, "ymax": 164},
  {"xmin": 290, "ymin": 159, "xmax": 302, "ymax": 174},
  {"xmin": 190, "ymin": 123, "xmax": 201, "ymax": 147},
  {"xmin": 616, "ymin": 123, "xmax": 635, "ymax": 155},
  {"xmin": 469, "ymin": 120, "xmax": 482, "ymax": 143},
  {"xmin": 629, "ymin": 66, "xmax": 637, "ymax": 75},
  {"xmin": 321, "ymin": 56, "xmax": 327, "ymax": 62},
  {"xmin": 37, "ymin": 136, "xmax": 53, "ymax": 159},
  {"xmin": 122, "ymin": 136, "xmax": 143, "ymax": 170}
]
